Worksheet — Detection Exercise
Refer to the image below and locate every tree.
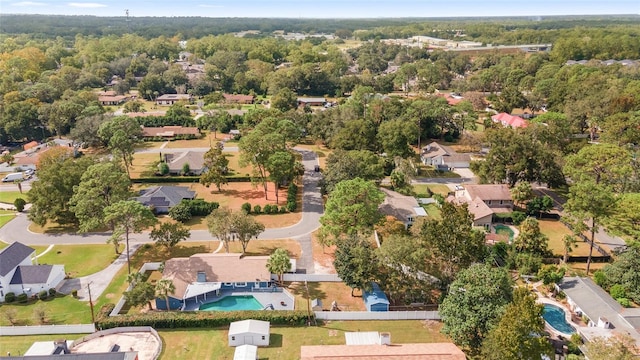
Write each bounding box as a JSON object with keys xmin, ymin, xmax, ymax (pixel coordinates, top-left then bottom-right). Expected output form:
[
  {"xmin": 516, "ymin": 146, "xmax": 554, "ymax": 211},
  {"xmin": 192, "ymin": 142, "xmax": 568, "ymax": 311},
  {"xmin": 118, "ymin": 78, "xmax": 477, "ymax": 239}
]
[
  {"xmin": 104, "ymin": 200, "xmax": 157, "ymax": 274},
  {"xmin": 320, "ymin": 178, "xmax": 385, "ymax": 240},
  {"xmin": 322, "ymin": 150, "xmax": 385, "ymax": 194},
  {"xmin": 526, "ymin": 195, "xmax": 553, "ymax": 218},
  {"xmin": 267, "ymin": 248, "xmax": 291, "ymax": 285},
  {"xmin": 602, "ymin": 245, "xmax": 640, "ymax": 303},
  {"xmin": 266, "ymin": 150, "xmax": 303, "ymax": 204},
  {"xmin": 584, "ymin": 334, "xmax": 636, "ymax": 360},
  {"xmin": 150, "ymin": 222, "xmax": 190, "ymax": 250},
  {"xmin": 414, "ymin": 202, "xmax": 486, "ymax": 283},
  {"xmin": 562, "ymin": 234, "xmax": 577, "ymax": 264},
  {"xmin": 13, "ymin": 198, "xmax": 26, "ymax": 212},
  {"xmin": 70, "ymin": 114, "xmax": 109, "ymax": 148},
  {"xmin": 69, "ymin": 161, "xmax": 131, "ymax": 232},
  {"xmin": 271, "ymin": 88, "xmax": 298, "ymax": 112},
  {"xmin": 28, "ymin": 152, "xmax": 95, "ymax": 227},
  {"xmin": 510, "ymin": 181, "xmax": 534, "ymax": 208},
  {"xmin": 565, "ymin": 181, "xmax": 616, "ymax": 274},
  {"xmin": 124, "ymin": 282, "xmax": 156, "ymax": 310},
  {"xmin": 200, "ymin": 142, "xmax": 229, "ymax": 192},
  {"xmin": 480, "ymin": 287, "xmax": 554, "ymax": 360},
  {"xmin": 232, "ymin": 211, "xmax": 265, "ymax": 254},
  {"xmin": 98, "ymin": 116, "xmax": 142, "ymax": 177},
  {"xmin": 513, "ymin": 217, "xmax": 549, "ymax": 256},
  {"xmin": 155, "ymin": 279, "xmax": 175, "ymax": 311},
  {"xmin": 206, "ymin": 207, "xmax": 235, "ymax": 253},
  {"xmin": 605, "ymin": 193, "xmax": 640, "ymax": 242},
  {"xmin": 334, "ymin": 236, "xmax": 377, "ymax": 296},
  {"xmin": 439, "ymin": 263, "xmax": 513, "ymax": 354},
  {"xmin": 564, "ymin": 143, "xmax": 633, "ymax": 193},
  {"xmin": 377, "ymin": 119, "xmax": 419, "ymax": 158}
]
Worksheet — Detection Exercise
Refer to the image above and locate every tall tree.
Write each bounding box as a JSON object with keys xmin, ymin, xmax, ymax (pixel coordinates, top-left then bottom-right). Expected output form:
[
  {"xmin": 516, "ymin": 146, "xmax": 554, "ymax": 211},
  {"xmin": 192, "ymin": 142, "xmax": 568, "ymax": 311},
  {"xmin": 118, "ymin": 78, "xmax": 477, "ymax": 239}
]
[
  {"xmin": 206, "ymin": 207, "xmax": 235, "ymax": 253},
  {"xmin": 150, "ymin": 222, "xmax": 190, "ymax": 250},
  {"xmin": 334, "ymin": 236, "xmax": 378, "ymax": 297},
  {"xmin": 320, "ymin": 178, "xmax": 385, "ymax": 240},
  {"xmin": 266, "ymin": 150, "xmax": 303, "ymax": 204},
  {"xmin": 564, "ymin": 143, "xmax": 633, "ymax": 193},
  {"xmin": 480, "ymin": 287, "xmax": 554, "ymax": 360},
  {"xmin": 513, "ymin": 217, "xmax": 549, "ymax": 256},
  {"xmin": 232, "ymin": 211, "xmax": 265, "ymax": 254},
  {"xmin": 266, "ymin": 248, "xmax": 291, "ymax": 285},
  {"xmin": 439, "ymin": 263, "xmax": 513, "ymax": 354},
  {"xmin": 155, "ymin": 279, "xmax": 176, "ymax": 311},
  {"xmin": 104, "ymin": 200, "xmax": 157, "ymax": 274},
  {"xmin": 377, "ymin": 119, "xmax": 419, "ymax": 158},
  {"xmin": 98, "ymin": 116, "xmax": 142, "ymax": 177},
  {"xmin": 123, "ymin": 282, "xmax": 155, "ymax": 310},
  {"xmin": 321, "ymin": 149, "xmax": 385, "ymax": 194},
  {"xmin": 200, "ymin": 141, "xmax": 229, "ymax": 192},
  {"xmin": 510, "ymin": 181, "xmax": 534, "ymax": 208},
  {"xmin": 69, "ymin": 161, "xmax": 131, "ymax": 232},
  {"xmin": 601, "ymin": 245, "xmax": 640, "ymax": 303},
  {"xmin": 606, "ymin": 193, "xmax": 640, "ymax": 242}
]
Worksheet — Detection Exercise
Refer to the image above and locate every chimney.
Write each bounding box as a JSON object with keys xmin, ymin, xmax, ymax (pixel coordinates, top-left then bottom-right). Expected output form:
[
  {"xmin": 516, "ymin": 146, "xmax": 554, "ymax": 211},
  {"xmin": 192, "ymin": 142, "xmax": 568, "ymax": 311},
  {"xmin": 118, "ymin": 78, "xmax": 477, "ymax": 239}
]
[{"xmin": 379, "ymin": 332, "xmax": 391, "ymax": 345}]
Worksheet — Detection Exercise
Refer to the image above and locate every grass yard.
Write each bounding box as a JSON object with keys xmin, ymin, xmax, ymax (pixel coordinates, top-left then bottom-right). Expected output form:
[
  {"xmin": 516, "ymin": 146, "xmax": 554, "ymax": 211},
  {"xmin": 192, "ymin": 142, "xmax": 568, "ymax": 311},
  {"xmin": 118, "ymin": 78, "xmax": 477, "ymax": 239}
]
[
  {"xmin": 129, "ymin": 153, "xmax": 160, "ymax": 178},
  {"xmin": 0, "ymin": 190, "xmax": 26, "ymax": 204},
  {"xmin": 0, "ymin": 294, "xmax": 93, "ymax": 326},
  {"xmin": 164, "ymin": 132, "xmax": 226, "ymax": 149},
  {"xmin": 157, "ymin": 320, "xmax": 449, "ymax": 360},
  {"xmin": 418, "ymin": 167, "xmax": 461, "ymax": 178},
  {"xmin": 413, "ymin": 184, "xmax": 451, "ymax": 197},
  {"xmin": 37, "ymin": 244, "xmax": 124, "ymax": 278},
  {"xmin": 422, "ymin": 203, "xmax": 442, "ymax": 220},
  {"xmin": 0, "ymin": 334, "xmax": 89, "ymax": 356},
  {"xmin": 539, "ymin": 219, "xmax": 592, "ymax": 257},
  {"xmin": 287, "ymin": 281, "xmax": 366, "ymax": 312},
  {"xmin": 0, "ymin": 213, "xmax": 16, "ymax": 229}
]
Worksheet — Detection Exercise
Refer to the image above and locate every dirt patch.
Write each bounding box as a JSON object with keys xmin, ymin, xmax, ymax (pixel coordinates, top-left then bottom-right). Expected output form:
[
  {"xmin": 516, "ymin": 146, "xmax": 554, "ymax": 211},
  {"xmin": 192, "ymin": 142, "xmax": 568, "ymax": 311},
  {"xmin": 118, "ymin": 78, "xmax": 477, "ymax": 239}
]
[{"xmin": 311, "ymin": 230, "xmax": 337, "ymax": 274}]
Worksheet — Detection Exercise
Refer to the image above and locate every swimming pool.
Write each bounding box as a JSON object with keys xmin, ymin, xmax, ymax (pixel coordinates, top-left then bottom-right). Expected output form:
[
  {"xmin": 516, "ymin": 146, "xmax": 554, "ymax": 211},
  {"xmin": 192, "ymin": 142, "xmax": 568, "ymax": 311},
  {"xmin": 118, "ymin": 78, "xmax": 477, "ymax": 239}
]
[
  {"xmin": 199, "ymin": 295, "xmax": 263, "ymax": 311},
  {"xmin": 543, "ymin": 304, "xmax": 576, "ymax": 334},
  {"xmin": 494, "ymin": 224, "xmax": 515, "ymax": 242}
]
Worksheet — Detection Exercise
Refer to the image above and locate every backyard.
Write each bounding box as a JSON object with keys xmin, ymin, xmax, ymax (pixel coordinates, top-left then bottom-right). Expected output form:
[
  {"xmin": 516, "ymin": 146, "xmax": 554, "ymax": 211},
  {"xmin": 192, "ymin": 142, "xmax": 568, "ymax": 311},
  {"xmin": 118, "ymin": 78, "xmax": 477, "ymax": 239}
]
[{"xmin": 539, "ymin": 219, "xmax": 593, "ymax": 257}]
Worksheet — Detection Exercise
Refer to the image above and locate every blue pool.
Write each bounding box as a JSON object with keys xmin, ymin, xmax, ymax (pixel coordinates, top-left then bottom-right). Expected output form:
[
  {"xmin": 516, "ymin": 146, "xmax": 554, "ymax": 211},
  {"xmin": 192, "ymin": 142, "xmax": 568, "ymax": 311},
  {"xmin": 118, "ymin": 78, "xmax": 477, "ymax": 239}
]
[
  {"xmin": 543, "ymin": 304, "xmax": 576, "ymax": 334},
  {"xmin": 199, "ymin": 295, "xmax": 263, "ymax": 311}
]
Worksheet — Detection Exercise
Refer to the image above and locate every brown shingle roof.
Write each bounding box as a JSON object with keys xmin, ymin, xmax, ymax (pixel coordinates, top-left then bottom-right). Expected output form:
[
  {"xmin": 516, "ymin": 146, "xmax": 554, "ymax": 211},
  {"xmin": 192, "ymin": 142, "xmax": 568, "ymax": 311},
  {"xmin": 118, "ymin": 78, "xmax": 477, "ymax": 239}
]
[
  {"xmin": 166, "ymin": 151, "xmax": 206, "ymax": 172},
  {"xmin": 378, "ymin": 188, "xmax": 422, "ymax": 223},
  {"xmin": 162, "ymin": 253, "xmax": 271, "ymax": 299},
  {"xmin": 141, "ymin": 126, "xmax": 200, "ymax": 137},
  {"xmin": 300, "ymin": 343, "xmax": 466, "ymax": 360},
  {"xmin": 464, "ymin": 184, "xmax": 512, "ymax": 202}
]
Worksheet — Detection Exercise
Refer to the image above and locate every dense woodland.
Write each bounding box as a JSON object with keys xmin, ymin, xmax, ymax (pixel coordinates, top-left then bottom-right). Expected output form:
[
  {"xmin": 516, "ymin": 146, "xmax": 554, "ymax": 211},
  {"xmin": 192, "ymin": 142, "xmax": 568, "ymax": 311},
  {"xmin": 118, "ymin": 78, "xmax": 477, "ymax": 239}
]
[{"xmin": 2, "ymin": 15, "xmax": 640, "ymax": 358}]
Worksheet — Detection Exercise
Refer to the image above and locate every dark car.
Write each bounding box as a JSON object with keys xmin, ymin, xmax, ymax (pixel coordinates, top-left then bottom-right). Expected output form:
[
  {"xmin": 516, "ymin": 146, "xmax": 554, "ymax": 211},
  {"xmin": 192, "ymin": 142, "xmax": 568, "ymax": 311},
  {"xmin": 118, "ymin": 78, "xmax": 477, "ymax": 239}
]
[{"xmin": 314, "ymin": 165, "xmax": 320, "ymax": 172}]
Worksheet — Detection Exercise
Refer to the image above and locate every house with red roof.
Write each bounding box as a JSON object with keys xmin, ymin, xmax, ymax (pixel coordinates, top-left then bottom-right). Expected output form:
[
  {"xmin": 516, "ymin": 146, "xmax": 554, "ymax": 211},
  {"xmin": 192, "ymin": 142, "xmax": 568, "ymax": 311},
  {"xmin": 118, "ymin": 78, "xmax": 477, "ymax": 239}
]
[{"xmin": 491, "ymin": 113, "xmax": 528, "ymax": 128}]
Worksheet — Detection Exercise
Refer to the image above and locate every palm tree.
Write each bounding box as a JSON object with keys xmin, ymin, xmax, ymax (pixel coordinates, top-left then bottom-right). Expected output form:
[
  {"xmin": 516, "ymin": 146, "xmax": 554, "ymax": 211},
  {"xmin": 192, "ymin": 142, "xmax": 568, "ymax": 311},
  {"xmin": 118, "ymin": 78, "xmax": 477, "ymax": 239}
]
[
  {"xmin": 266, "ymin": 248, "xmax": 291, "ymax": 285},
  {"xmin": 155, "ymin": 279, "xmax": 175, "ymax": 311}
]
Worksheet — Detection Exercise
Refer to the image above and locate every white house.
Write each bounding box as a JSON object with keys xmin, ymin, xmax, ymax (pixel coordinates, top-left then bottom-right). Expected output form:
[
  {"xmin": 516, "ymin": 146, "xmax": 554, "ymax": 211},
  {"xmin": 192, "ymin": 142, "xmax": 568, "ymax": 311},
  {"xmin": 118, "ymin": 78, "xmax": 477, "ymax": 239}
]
[
  {"xmin": 0, "ymin": 242, "xmax": 65, "ymax": 301},
  {"xmin": 228, "ymin": 319, "xmax": 270, "ymax": 347}
]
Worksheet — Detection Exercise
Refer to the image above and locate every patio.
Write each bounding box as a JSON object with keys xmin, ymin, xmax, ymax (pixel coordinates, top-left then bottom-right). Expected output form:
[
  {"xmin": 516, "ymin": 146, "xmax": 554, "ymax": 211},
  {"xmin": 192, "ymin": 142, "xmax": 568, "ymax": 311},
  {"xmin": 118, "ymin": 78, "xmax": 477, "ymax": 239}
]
[{"xmin": 182, "ymin": 287, "xmax": 295, "ymax": 311}]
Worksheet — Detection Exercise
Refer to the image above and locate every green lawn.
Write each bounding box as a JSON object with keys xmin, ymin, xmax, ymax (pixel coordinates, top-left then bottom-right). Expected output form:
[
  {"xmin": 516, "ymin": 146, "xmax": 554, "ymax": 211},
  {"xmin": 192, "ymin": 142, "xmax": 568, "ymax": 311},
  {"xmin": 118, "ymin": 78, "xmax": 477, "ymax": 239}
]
[
  {"xmin": 422, "ymin": 203, "xmax": 442, "ymax": 220},
  {"xmin": 539, "ymin": 219, "xmax": 592, "ymax": 257},
  {"xmin": 413, "ymin": 184, "xmax": 451, "ymax": 197},
  {"xmin": 158, "ymin": 320, "xmax": 450, "ymax": 360},
  {"xmin": 37, "ymin": 244, "xmax": 123, "ymax": 278},
  {"xmin": 0, "ymin": 294, "xmax": 93, "ymax": 326},
  {"xmin": 0, "ymin": 191, "xmax": 26, "ymax": 204},
  {"xmin": 0, "ymin": 333, "xmax": 89, "ymax": 356},
  {"xmin": 0, "ymin": 213, "xmax": 16, "ymax": 229}
]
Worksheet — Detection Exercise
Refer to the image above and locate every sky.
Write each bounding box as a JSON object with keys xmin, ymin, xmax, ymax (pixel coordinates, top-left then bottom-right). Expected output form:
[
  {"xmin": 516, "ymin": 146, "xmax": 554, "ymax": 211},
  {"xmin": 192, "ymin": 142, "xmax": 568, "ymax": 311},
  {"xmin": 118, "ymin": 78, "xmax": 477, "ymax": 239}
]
[{"xmin": 1, "ymin": 0, "xmax": 639, "ymax": 18}]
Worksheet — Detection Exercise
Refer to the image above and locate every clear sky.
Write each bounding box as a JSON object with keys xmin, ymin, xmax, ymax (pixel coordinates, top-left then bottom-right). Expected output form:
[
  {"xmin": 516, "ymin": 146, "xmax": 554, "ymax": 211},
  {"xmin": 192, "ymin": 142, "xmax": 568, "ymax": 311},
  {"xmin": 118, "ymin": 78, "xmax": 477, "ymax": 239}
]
[{"xmin": 1, "ymin": 0, "xmax": 638, "ymax": 18}]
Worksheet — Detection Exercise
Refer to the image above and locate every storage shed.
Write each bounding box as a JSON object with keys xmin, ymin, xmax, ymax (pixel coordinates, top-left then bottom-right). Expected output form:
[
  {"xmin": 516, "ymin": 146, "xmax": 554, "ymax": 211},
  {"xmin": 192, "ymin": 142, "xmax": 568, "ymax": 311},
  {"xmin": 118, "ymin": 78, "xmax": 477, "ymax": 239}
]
[
  {"xmin": 228, "ymin": 319, "xmax": 270, "ymax": 347},
  {"xmin": 363, "ymin": 283, "xmax": 390, "ymax": 312},
  {"xmin": 234, "ymin": 344, "xmax": 258, "ymax": 360}
]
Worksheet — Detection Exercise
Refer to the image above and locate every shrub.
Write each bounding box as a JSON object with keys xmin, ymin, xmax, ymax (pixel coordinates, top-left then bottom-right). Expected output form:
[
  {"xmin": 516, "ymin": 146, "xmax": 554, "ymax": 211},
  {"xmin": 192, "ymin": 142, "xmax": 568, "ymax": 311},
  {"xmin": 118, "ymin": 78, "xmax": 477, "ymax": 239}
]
[
  {"xmin": 617, "ymin": 298, "xmax": 631, "ymax": 307},
  {"xmin": 241, "ymin": 202, "xmax": 252, "ymax": 214},
  {"xmin": 17, "ymin": 293, "xmax": 28, "ymax": 303},
  {"xmin": 181, "ymin": 163, "xmax": 191, "ymax": 176},
  {"xmin": 48, "ymin": 288, "xmax": 56, "ymax": 297},
  {"xmin": 514, "ymin": 252, "xmax": 542, "ymax": 275},
  {"xmin": 610, "ymin": 284, "xmax": 627, "ymax": 299},
  {"xmin": 593, "ymin": 270, "xmax": 608, "ymax": 287},
  {"xmin": 512, "ymin": 211, "xmax": 526, "ymax": 225},
  {"xmin": 286, "ymin": 201, "xmax": 296, "ymax": 212},
  {"xmin": 253, "ymin": 205, "xmax": 262, "ymax": 214},
  {"xmin": 159, "ymin": 162, "xmax": 169, "ymax": 175},
  {"xmin": 4, "ymin": 292, "xmax": 15, "ymax": 303},
  {"xmin": 280, "ymin": 206, "xmax": 288, "ymax": 213},
  {"xmin": 262, "ymin": 204, "xmax": 273, "ymax": 214},
  {"xmin": 38, "ymin": 290, "xmax": 48, "ymax": 300},
  {"xmin": 71, "ymin": 289, "xmax": 78, "ymax": 298},
  {"xmin": 169, "ymin": 203, "xmax": 192, "ymax": 222},
  {"xmin": 14, "ymin": 198, "xmax": 26, "ymax": 212}
]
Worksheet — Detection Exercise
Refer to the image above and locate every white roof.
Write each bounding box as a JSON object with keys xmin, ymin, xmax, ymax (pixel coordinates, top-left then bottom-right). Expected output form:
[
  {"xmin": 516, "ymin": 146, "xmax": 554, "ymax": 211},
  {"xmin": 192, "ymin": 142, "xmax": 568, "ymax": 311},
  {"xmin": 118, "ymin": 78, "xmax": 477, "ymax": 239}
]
[
  {"xmin": 413, "ymin": 207, "xmax": 428, "ymax": 216},
  {"xmin": 345, "ymin": 332, "xmax": 380, "ymax": 345},
  {"xmin": 183, "ymin": 282, "xmax": 221, "ymax": 299},
  {"xmin": 234, "ymin": 344, "xmax": 258, "ymax": 360},
  {"xmin": 229, "ymin": 319, "xmax": 270, "ymax": 336}
]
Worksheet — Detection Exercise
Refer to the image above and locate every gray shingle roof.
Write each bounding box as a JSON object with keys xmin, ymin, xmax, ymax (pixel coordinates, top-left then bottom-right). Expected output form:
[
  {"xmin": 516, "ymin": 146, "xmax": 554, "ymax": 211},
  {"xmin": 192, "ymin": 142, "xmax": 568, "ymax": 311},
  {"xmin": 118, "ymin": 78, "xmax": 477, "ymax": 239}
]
[
  {"xmin": 10, "ymin": 265, "xmax": 54, "ymax": 284},
  {"xmin": 136, "ymin": 186, "xmax": 196, "ymax": 208},
  {"xmin": 0, "ymin": 242, "xmax": 34, "ymax": 276}
]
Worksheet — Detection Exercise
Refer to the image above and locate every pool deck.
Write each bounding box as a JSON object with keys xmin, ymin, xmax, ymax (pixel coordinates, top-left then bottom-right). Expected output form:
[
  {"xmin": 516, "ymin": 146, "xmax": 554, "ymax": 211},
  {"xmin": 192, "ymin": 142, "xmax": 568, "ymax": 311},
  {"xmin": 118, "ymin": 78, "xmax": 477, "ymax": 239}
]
[
  {"xmin": 537, "ymin": 296, "xmax": 579, "ymax": 338},
  {"xmin": 183, "ymin": 288, "xmax": 294, "ymax": 311}
]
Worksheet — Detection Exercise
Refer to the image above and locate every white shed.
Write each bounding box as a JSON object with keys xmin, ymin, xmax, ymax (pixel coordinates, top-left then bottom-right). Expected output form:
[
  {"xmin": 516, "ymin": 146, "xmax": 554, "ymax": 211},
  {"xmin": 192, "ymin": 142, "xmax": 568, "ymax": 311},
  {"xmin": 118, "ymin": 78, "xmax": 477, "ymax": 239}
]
[
  {"xmin": 228, "ymin": 319, "xmax": 270, "ymax": 347},
  {"xmin": 234, "ymin": 344, "xmax": 258, "ymax": 360}
]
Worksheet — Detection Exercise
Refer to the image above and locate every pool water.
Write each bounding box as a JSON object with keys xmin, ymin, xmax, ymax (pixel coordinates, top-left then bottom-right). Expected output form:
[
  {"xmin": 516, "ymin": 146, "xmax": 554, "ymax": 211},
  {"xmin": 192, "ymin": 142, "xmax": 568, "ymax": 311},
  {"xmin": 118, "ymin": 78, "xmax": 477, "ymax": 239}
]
[
  {"xmin": 494, "ymin": 225, "xmax": 515, "ymax": 242},
  {"xmin": 199, "ymin": 295, "xmax": 263, "ymax": 311},
  {"xmin": 543, "ymin": 304, "xmax": 576, "ymax": 334}
]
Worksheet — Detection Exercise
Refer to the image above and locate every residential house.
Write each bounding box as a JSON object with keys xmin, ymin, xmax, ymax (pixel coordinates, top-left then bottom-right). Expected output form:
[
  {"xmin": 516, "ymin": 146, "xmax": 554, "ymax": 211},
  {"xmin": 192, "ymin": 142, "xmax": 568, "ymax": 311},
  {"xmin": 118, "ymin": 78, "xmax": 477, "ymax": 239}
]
[
  {"xmin": 157, "ymin": 253, "xmax": 271, "ymax": 310},
  {"xmin": 558, "ymin": 277, "xmax": 640, "ymax": 347},
  {"xmin": 134, "ymin": 186, "xmax": 196, "ymax": 214},
  {"xmin": 447, "ymin": 184, "xmax": 513, "ymax": 229},
  {"xmin": 98, "ymin": 91, "xmax": 131, "ymax": 106},
  {"xmin": 0, "ymin": 242, "xmax": 65, "ymax": 302},
  {"xmin": 164, "ymin": 151, "xmax": 207, "ymax": 175},
  {"xmin": 223, "ymin": 94, "xmax": 255, "ymax": 104},
  {"xmin": 362, "ymin": 283, "xmax": 389, "ymax": 312},
  {"xmin": 125, "ymin": 111, "xmax": 166, "ymax": 118},
  {"xmin": 378, "ymin": 188, "xmax": 427, "ymax": 228},
  {"xmin": 491, "ymin": 112, "xmax": 529, "ymax": 128},
  {"xmin": 301, "ymin": 342, "xmax": 466, "ymax": 360},
  {"xmin": 228, "ymin": 319, "xmax": 270, "ymax": 347},
  {"xmin": 156, "ymin": 94, "xmax": 193, "ymax": 106},
  {"xmin": 140, "ymin": 126, "xmax": 201, "ymax": 140},
  {"xmin": 297, "ymin": 97, "xmax": 326, "ymax": 107},
  {"xmin": 420, "ymin": 142, "xmax": 471, "ymax": 169},
  {"xmin": 14, "ymin": 143, "xmax": 76, "ymax": 169}
]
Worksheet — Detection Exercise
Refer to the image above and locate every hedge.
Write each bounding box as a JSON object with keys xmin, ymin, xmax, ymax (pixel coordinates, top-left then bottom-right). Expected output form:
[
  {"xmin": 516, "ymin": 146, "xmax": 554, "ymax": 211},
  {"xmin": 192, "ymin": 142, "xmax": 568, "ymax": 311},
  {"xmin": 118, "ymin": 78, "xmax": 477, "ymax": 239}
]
[
  {"xmin": 97, "ymin": 310, "xmax": 311, "ymax": 329},
  {"xmin": 132, "ymin": 176, "xmax": 251, "ymax": 184}
]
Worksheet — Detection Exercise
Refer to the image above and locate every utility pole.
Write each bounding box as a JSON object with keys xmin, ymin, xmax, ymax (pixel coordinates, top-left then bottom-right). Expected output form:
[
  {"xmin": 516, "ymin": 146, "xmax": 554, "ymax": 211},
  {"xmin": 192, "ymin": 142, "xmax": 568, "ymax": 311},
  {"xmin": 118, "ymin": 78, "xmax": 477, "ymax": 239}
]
[{"xmin": 87, "ymin": 282, "xmax": 95, "ymax": 324}]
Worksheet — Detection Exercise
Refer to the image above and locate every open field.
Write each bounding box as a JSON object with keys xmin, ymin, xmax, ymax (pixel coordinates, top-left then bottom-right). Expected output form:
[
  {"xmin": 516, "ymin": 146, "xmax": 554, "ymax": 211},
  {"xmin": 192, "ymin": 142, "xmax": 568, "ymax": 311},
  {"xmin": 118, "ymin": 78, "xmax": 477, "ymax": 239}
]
[
  {"xmin": 157, "ymin": 320, "xmax": 449, "ymax": 360},
  {"xmin": 37, "ymin": 244, "xmax": 124, "ymax": 278},
  {"xmin": 0, "ymin": 190, "xmax": 26, "ymax": 204},
  {"xmin": 539, "ymin": 219, "xmax": 593, "ymax": 257}
]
